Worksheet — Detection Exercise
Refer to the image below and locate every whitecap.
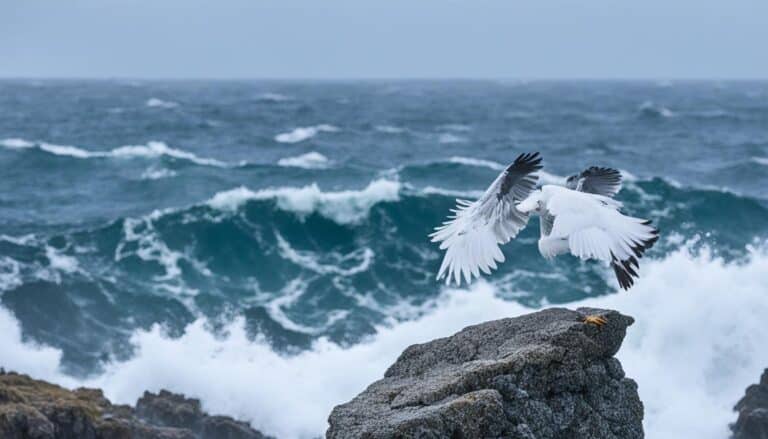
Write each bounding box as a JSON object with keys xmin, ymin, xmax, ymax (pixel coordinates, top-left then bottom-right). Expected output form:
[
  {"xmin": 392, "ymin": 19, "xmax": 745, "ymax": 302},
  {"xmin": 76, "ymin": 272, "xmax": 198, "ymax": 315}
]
[
  {"xmin": 39, "ymin": 142, "xmax": 93, "ymax": 159},
  {"xmin": 277, "ymin": 152, "xmax": 331, "ymax": 169},
  {"xmin": 110, "ymin": 141, "xmax": 226, "ymax": 167},
  {"xmin": 145, "ymin": 98, "xmax": 179, "ymax": 109},
  {"xmin": 0, "ymin": 138, "xmax": 35, "ymax": 149},
  {"xmin": 207, "ymin": 179, "xmax": 400, "ymax": 224},
  {"xmin": 446, "ymin": 156, "xmax": 504, "ymax": 171},
  {"xmin": 2, "ymin": 138, "xmax": 226, "ymax": 167},
  {"xmin": 257, "ymin": 93, "xmax": 292, "ymax": 102},
  {"xmin": 752, "ymin": 157, "xmax": 768, "ymax": 166},
  {"xmin": 44, "ymin": 246, "xmax": 80, "ymax": 275},
  {"xmin": 275, "ymin": 125, "xmax": 339, "ymax": 144},
  {"xmin": 374, "ymin": 125, "xmax": 406, "ymax": 134},
  {"xmin": 141, "ymin": 167, "xmax": 178, "ymax": 180},
  {"xmin": 638, "ymin": 101, "xmax": 675, "ymax": 118}
]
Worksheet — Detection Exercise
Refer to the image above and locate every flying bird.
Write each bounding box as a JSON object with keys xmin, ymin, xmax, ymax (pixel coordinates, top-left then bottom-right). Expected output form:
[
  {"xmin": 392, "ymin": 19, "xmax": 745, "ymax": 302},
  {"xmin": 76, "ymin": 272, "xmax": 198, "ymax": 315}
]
[{"xmin": 430, "ymin": 153, "xmax": 658, "ymax": 297}]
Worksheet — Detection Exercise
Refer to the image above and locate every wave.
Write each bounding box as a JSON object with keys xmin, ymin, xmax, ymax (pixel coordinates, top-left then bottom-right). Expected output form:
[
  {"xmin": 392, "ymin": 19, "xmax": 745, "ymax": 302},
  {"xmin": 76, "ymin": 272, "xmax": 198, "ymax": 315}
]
[
  {"xmin": 419, "ymin": 186, "xmax": 484, "ymax": 198},
  {"xmin": 140, "ymin": 166, "xmax": 177, "ymax": 180},
  {"xmin": 109, "ymin": 141, "xmax": 226, "ymax": 167},
  {"xmin": 145, "ymin": 98, "xmax": 179, "ymax": 109},
  {"xmin": 1, "ymin": 177, "xmax": 765, "ymax": 376},
  {"xmin": 0, "ymin": 138, "xmax": 227, "ymax": 167},
  {"xmin": 277, "ymin": 152, "xmax": 331, "ymax": 169},
  {"xmin": 446, "ymin": 156, "xmax": 504, "ymax": 170},
  {"xmin": 257, "ymin": 93, "xmax": 292, "ymax": 102},
  {"xmin": 207, "ymin": 179, "xmax": 401, "ymax": 224},
  {"xmin": 3, "ymin": 243, "xmax": 767, "ymax": 439},
  {"xmin": 374, "ymin": 125, "xmax": 406, "ymax": 134},
  {"xmin": 275, "ymin": 125, "xmax": 339, "ymax": 143},
  {"xmin": 0, "ymin": 138, "xmax": 35, "ymax": 149},
  {"xmin": 638, "ymin": 101, "xmax": 675, "ymax": 118},
  {"xmin": 753, "ymin": 157, "xmax": 768, "ymax": 166}
]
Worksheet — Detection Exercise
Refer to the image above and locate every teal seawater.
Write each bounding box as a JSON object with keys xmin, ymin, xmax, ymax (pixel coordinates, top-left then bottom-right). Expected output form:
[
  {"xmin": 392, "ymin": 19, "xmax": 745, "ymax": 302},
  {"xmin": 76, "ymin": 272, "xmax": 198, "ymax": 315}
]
[{"xmin": 1, "ymin": 80, "xmax": 767, "ymax": 375}]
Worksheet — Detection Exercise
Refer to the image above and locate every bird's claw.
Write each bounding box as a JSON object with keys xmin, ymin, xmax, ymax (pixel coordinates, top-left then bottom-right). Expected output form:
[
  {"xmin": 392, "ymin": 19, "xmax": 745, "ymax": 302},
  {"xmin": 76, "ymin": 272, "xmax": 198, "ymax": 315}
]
[{"xmin": 582, "ymin": 315, "xmax": 608, "ymax": 326}]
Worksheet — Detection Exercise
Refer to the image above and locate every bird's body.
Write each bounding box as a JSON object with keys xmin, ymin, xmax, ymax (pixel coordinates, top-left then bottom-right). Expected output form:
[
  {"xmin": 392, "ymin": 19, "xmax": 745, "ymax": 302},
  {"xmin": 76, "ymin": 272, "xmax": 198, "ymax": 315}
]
[{"xmin": 430, "ymin": 153, "xmax": 658, "ymax": 290}]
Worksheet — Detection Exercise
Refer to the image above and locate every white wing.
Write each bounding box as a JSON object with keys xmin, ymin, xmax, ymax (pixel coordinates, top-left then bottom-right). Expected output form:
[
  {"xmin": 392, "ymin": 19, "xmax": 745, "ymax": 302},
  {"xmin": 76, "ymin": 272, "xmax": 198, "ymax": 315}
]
[
  {"xmin": 430, "ymin": 152, "xmax": 542, "ymax": 285},
  {"xmin": 543, "ymin": 185, "xmax": 659, "ymax": 289}
]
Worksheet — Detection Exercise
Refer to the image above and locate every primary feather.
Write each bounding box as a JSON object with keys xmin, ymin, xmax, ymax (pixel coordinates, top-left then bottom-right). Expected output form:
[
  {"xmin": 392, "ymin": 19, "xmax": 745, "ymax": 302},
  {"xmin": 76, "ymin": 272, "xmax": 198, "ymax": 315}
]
[{"xmin": 429, "ymin": 152, "xmax": 542, "ymax": 285}]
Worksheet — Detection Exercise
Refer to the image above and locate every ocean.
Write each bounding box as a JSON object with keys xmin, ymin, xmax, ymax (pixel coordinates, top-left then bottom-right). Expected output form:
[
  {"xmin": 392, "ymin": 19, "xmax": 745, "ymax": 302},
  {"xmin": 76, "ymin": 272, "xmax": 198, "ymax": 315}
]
[{"xmin": 1, "ymin": 79, "xmax": 767, "ymax": 438}]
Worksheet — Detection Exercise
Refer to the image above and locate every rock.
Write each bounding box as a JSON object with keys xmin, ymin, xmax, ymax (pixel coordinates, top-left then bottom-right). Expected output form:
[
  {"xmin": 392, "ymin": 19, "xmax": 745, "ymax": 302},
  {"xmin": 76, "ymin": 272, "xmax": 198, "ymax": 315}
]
[
  {"xmin": 733, "ymin": 369, "xmax": 768, "ymax": 439},
  {"xmin": 0, "ymin": 371, "xmax": 269, "ymax": 439},
  {"xmin": 327, "ymin": 307, "xmax": 643, "ymax": 439},
  {"xmin": 135, "ymin": 390, "xmax": 268, "ymax": 439}
]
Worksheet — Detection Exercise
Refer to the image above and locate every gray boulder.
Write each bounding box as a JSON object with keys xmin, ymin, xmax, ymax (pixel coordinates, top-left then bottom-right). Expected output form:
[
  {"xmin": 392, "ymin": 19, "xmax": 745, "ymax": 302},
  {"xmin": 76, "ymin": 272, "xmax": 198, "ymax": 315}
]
[
  {"xmin": 733, "ymin": 369, "xmax": 768, "ymax": 439},
  {"xmin": 327, "ymin": 307, "xmax": 643, "ymax": 439}
]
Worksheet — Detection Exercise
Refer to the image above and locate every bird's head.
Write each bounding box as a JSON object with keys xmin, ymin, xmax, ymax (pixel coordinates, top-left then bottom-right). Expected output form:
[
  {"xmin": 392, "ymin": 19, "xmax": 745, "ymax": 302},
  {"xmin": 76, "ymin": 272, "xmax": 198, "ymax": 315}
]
[{"xmin": 515, "ymin": 190, "xmax": 542, "ymax": 213}]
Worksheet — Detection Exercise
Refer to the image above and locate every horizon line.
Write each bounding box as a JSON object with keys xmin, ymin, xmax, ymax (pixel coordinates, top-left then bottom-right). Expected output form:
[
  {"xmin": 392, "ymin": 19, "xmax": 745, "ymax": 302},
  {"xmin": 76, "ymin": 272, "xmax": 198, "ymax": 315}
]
[{"xmin": 1, "ymin": 76, "xmax": 767, "ymax": 82}]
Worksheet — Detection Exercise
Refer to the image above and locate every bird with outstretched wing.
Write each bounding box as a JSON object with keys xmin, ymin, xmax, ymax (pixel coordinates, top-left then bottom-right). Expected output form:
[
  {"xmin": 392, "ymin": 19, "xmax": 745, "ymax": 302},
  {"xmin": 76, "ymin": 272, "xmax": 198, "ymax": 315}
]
[{"xmin": 430, "ymin": 153, "xmax": 658, "ymax": 305}]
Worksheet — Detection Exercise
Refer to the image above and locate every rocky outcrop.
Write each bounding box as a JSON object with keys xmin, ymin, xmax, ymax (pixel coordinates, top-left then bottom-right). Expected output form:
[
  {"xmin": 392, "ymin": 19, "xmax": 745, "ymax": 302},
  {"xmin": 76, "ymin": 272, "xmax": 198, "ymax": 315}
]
[
  {"xmin": 0, "ymin": 370, "xmax": 269, "ymax": 439},
  {"xmin": 733, "ymin": 369, "xmax": 768, "ymax": 439},
  {"xmin": 327, "ymin": 307, "xmax": 643, "ymax": 439}
]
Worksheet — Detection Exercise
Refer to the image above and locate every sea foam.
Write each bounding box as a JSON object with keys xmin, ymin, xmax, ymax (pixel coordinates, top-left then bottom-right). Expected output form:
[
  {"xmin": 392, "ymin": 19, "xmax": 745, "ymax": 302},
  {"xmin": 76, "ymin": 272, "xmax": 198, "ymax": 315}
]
[
  {"xmin": 207, "ymin": 179, "xmax": 401, "ymax": 224},
  {"xmin": 0, "ymin": 138, "xmax": 35, "ymax": 149},
  {"xmin": 1, "ymin": 139, "xmax": 226, "ymax": 167},
  {"xmin": 145, "ymin": 98, "xmax": 179, "ymax": 109},
  {"xmin": 275, "ymin": 125, "xmax": 339, "ymax": 143},
  {"xmin": 277, "ymin": 151, "xmax": 331, "ymax": 169},
  {"xmin": 2, "ymin": 243, "xmax": 767, "ymax": 439}
]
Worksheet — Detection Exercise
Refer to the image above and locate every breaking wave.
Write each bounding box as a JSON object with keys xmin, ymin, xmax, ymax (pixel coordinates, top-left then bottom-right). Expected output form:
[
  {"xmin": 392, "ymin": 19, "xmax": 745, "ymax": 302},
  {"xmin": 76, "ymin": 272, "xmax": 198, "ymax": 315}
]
[
  {"xmin": 1, "ymin": 138, "xmax": 227, "ymax": 167},
  {"xmin": 274, "ymin": 125, "xmax": 339, "ymax": 143},
  {"xmin": 2, "ymin": 243, "xmax": 767, "ymax": 439},
  {"xmin": 207, "ymin": 179, "xmax": 400, "ymax": 223},
  {"xmin": 145, "ymin": 98, "xmax": 179, "ymax": 109},
  {"xmin": 277, "ymin": 152, "xmax": 331, "ymax": 169},
  {"xmin": 256, "ymin": 93, "xmax": 293, "ymax": 102},
  {"xmin": 638, "ymin": 101, "xmax": 675, "ymax": 119}
]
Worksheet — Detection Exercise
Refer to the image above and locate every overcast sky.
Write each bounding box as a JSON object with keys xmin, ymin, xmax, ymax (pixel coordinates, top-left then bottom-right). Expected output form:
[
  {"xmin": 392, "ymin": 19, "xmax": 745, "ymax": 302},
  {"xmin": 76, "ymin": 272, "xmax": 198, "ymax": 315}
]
[{"xmin": 1, "ymin": 0, "xmax": 767, "ymax": 79}]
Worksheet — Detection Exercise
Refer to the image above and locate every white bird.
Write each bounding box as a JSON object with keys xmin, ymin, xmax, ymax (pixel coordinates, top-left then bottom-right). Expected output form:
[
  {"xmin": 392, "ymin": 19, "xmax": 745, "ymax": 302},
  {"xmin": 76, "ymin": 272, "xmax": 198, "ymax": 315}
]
[{"xmin": 430, "ymin": 153, "xmax": 658, "ymax": 290}]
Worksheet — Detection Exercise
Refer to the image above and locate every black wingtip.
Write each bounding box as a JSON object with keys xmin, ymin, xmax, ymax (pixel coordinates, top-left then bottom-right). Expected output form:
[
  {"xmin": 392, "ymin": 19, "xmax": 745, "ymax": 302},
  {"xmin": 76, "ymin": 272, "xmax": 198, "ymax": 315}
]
[
  {"xmin": 611, "ymin": 223, "xmax": 660, "ymax": 290},
  {"xmin": 611, "ymin": 258, "xmax": 634, "ymax": 290},
  {"xmin": 510, "ymin": 151, "xmax": 543, "ymax": 172}
]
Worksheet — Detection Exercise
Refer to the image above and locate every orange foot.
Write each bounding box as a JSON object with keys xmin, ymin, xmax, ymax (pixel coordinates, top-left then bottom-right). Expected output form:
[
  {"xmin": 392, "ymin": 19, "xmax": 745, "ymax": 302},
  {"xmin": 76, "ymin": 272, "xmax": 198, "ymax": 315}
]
[{"xmin": 582, "ymin": 315, "xmax": 608, "ymax": 326}]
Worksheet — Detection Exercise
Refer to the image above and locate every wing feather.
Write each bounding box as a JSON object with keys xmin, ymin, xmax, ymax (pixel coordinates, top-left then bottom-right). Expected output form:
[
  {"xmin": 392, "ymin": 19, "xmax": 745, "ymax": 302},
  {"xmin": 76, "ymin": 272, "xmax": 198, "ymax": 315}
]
[
  {"xmin": 430, "ymin": 152, "xmax": 542, "ymax": 285},
  {"xmin": 544, "ymin": 186, "xmax": 658, "ymax": 290},
  {"xmin": 566, "ymin": 166, "xmax": 622, "ymax": 197}
]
